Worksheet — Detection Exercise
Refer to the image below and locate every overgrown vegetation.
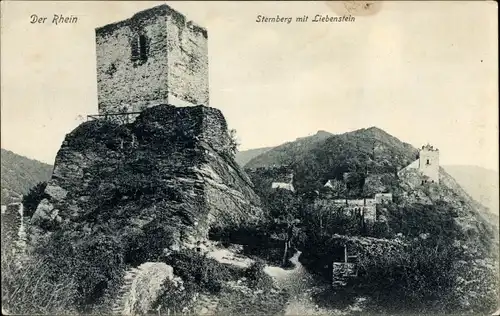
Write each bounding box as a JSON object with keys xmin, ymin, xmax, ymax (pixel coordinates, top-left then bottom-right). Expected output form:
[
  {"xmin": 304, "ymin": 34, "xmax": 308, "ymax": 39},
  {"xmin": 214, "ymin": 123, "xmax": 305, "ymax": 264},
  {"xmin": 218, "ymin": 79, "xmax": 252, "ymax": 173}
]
[
  {"xmin": 297, "ymin": 199, "xmax": 499, "ymax": 314},
  {"xmin": 208, "ymin": 188, "xmax": 303, "ymax": 267},
  {"xmin": 22, "ymin": 181, "xmax": 48, "ymax": 217},
  {"xmin": 1, "ymin": 254, "xmax": 79, "ymax": 315},
  {"xmin": 154, "ymin": 250, "xmax": 287, "ymax": 315},
  {"xmin": 1, "ymin": 233, "xmax": 78, "ymax": 315},
  {"xmin": 30, "ymin": 229, "xmax": 127, "ymax": 313},
  {"xmin": 163, "ymin": 249, "xmax": 243, "ymax": 294}
]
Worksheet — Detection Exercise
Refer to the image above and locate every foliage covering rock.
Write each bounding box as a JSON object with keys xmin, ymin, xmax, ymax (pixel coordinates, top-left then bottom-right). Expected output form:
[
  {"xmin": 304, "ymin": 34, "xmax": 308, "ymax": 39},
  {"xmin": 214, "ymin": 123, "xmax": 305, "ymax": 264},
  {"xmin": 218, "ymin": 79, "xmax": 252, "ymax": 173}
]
[{"xmin": 26, "ymin": 105, "xmax": 264, "ymax": 311}]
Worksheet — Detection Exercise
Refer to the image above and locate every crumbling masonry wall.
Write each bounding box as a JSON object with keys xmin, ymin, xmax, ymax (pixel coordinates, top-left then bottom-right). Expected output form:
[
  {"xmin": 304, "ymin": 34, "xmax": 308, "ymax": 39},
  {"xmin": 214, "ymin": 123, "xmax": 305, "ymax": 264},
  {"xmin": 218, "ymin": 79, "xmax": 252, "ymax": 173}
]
[
  {"xmin": 95, "ymin": 5, "xmax": 208, "ymax": 115},
  {"xmin": 166, "ymin": 10, "xmax": 209, "ymax": 107}
]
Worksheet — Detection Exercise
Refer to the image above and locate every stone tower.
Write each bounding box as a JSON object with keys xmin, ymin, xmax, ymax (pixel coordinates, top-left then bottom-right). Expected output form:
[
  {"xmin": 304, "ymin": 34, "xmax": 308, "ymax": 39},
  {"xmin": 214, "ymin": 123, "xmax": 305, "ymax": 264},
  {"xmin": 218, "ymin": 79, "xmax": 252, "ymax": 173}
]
[
  {"xmin": 95, "ymin": 4, "xmax": 208, "ymax": 115},
  {"xmin": 418, "ymin": 144, "xmax": 439, "ymax": 183}
]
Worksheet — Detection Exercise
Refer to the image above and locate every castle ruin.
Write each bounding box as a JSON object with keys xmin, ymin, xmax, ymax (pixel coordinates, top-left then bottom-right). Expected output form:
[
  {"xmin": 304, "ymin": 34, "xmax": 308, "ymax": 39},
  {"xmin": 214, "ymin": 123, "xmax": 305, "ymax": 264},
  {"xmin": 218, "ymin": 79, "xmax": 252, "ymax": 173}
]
[
  {"xmin": 95, "ymin": 4, "xmax": 209, "ymax": 117},
  {"xmin": 398, "ymin": 144, "xmax": 440, "ymax": 184}
]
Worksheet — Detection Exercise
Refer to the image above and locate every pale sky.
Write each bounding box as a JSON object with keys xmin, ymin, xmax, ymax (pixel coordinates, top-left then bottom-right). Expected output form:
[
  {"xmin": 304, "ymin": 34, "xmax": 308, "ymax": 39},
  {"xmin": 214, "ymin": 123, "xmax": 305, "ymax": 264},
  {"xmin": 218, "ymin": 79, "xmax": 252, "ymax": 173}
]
[{"xmin": 1, "ymin": 1, "xmax": 498, "ymax": 170}]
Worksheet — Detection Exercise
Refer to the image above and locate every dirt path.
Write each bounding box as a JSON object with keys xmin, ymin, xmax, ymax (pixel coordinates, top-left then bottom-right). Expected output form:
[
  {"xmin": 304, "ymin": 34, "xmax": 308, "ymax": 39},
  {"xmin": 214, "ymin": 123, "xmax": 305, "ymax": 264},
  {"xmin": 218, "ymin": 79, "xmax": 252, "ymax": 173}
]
[
  {"xmin": 264, "ymin": 251, "xmax": 335, "ymax": 315},
  {"xmin": 206, "ymin": 244, "xmax": 366, "ymax": 315},
  {"xmin": 264, "ymin": 251, "xmax": 369, "ymax": 316}
]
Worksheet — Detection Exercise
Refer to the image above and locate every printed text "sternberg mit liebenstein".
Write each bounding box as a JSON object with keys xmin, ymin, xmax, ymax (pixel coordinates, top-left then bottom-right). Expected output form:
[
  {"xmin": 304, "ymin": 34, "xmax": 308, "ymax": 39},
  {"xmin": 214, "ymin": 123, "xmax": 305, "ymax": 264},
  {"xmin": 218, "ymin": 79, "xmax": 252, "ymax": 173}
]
[{"xmin": 256, "ymin": 14, "xmax": 355, "ymax": 24}]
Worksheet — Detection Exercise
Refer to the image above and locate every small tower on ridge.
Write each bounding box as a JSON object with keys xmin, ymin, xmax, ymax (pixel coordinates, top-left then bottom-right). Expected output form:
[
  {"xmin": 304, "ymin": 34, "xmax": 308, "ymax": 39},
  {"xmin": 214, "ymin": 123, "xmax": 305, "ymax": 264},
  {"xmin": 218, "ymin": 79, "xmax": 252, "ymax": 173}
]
[{"xmin": 418, "ymin": 144, "xmax": 439, "ymax": 184}]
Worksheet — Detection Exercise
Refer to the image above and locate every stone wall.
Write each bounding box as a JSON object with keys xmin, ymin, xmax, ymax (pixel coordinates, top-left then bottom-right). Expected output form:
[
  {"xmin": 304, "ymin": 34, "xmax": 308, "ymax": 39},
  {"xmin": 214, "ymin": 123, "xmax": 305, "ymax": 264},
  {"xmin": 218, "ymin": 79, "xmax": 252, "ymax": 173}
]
[
  {"xmin": 374, "ymin": 193, "xmax": 393, "ymax": 204},
  {"xmin": 271, "ymin": 182, "xmax": 295, "ymax": 192},
  {"xmin": 398, "ymin": 158, "xmax": 419, "ymax": 176},
  {"xmin": 314, "ymin": 199, "xmax": 376, "ymax": 224},
  {"xmin": 166, "ymin": 10, "xmax": 209, "ymax": 107},
  {"xmin": 199, "ymin": 107, "xmax": 229, "ymax": 154},
  {"xmin": 96, "ymin": 7, "xmax": 169, "ymax": 114},
  {"xmin": 95, "ymin": 5, "xmax": 208, "ymax": 115},
  {"xmin": 1, "ymin": 202, "xmax": 25, "ymax": 255}
]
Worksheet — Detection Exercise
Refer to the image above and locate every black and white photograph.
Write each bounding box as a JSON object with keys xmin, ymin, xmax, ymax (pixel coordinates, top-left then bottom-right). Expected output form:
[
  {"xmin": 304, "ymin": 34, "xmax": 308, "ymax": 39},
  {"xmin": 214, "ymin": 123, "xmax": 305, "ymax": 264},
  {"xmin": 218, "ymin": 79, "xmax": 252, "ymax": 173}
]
[{"xmin": 1, "ymin": 1, "xmax": 498, "ymax": 315}]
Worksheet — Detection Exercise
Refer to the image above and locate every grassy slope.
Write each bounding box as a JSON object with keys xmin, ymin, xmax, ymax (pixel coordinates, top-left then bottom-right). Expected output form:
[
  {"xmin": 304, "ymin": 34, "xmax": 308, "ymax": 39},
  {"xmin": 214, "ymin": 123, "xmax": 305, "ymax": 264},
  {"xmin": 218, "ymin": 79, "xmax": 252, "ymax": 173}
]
[{"xmin": 1, "ymin": 149, "xmax": 53, "ymax": 205}]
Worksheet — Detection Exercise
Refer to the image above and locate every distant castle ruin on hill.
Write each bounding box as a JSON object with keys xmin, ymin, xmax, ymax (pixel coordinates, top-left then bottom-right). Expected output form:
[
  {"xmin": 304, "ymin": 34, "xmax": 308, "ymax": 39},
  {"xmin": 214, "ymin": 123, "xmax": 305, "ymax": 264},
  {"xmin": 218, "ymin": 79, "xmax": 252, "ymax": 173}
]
[
  {"xmin": 92, "ymin": 4, "xmax": 208, "ymax": 123},
  {"xmin": 398, "ymin": 144, "xmax": 440, "ymax": 184}
]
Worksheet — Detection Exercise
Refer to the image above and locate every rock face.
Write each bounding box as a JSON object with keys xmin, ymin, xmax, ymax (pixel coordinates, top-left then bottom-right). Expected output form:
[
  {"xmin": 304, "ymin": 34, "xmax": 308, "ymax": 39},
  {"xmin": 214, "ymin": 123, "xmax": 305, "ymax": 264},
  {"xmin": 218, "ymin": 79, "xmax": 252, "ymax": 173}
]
[
  {"xmin": 112, "ymin": 262, "xmax": 181, "ymax": 315},
  {"xmin": 32, "ymin": 105, "xmax": 262, "ymax": 247}
]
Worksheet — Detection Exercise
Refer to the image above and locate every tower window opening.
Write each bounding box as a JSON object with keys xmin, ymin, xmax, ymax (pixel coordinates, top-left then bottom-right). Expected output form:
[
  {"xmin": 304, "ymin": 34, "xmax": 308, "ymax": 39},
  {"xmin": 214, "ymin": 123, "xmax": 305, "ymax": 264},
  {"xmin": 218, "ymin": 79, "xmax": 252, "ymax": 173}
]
[
  {"xmin": 131, "ymin": 34, "xmax": 149, "ymax": 61},
  {"xmin": 426, "ymin": 159, "xmax": 430, "ymax": 165}
]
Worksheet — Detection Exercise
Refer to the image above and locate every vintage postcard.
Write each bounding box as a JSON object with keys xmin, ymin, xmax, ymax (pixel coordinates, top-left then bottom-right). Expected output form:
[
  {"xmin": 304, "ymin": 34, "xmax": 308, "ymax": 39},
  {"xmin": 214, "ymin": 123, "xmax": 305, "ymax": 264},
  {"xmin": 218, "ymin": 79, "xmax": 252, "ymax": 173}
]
[{"xmin": 1, "ymin": 1, "xmax": 498, "ymax": 315}]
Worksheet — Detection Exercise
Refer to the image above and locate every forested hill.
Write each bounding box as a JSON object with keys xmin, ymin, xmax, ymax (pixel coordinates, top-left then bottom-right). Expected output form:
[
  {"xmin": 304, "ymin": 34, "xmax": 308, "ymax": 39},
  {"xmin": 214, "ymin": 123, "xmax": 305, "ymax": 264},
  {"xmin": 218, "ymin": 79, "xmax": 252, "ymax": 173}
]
[
  {"xmin": 243, "ymin": 130, "xmax": 333, "ymax": 169},
  {"xmin": 1, "ymin": 149, "xmax": 53, "ymax": 205},
  {"xmin": 246, "ymin": 127, "xmax": 418, "ymax": 193}
]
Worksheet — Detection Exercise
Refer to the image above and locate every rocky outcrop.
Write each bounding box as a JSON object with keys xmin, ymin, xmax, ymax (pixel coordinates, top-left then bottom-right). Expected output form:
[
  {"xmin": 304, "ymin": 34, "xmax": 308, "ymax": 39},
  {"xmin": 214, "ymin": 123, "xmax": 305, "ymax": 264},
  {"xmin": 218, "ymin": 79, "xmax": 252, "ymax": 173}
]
[
  {"xmin": 31, "ymin": 104, "xmax": 263, "ymax": 248},
  {"xmin": 112, "ymin": 262, "xmax": 181, "ymax": 315}
]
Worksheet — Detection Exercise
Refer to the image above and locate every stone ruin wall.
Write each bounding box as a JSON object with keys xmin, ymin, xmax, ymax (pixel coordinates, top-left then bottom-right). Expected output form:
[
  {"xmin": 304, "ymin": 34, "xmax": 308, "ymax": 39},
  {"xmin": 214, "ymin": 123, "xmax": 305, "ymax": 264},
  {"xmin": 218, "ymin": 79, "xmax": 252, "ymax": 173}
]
[
  {"xmin": 314, "ymin": 198, "xmax": 377, "ymax": 224},
  {"xmin": 1, "ymin": 203, "xmax": 25, "ymax": 255},
  {"xmin": 166, "ymin": 10, "xmax": 208, "ymax": 107},
  {"xmin": 96, "ymin": 5, "xmax": 208, "ymax": 116},
  {"xmin": 96, "ymin": 9, "xmax": 169, "ymax": 114}
]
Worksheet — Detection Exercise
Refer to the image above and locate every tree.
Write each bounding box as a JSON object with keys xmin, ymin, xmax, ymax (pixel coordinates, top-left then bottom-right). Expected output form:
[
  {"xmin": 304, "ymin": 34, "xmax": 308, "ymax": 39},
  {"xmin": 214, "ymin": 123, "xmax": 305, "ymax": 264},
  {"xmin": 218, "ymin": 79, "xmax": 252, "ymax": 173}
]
[
  {"xmin": 22, "ymin": 182, "xmax": 48, "ymax": 217},
  {"xmin": 267, "ymin": 189, "xmax": 301, "ymax": 266},
  {"xmin": 227, "ymin": 129, "xmax": 240, "ymax": 158}
]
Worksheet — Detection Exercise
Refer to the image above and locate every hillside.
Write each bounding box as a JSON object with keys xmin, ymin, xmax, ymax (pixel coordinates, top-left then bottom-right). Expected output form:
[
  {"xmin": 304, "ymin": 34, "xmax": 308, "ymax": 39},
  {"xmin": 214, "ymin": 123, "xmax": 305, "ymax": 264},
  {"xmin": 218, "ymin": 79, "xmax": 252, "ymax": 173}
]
[
  {"xmin": 443, "ymin": 165, "xmax": 499, "ymax": 215},
  {"xmin": 246, "ymin": 127, "xmax": 415, "ymax": 169},
  {"xmin": 235, "ymin": 147, "xmax": 273, "ymax": 167},
  {"xmin": 1, "ymin": 149, "xmax": 53, "ymax": 205},
  {"xmin": 244, "ymin": 130, "xmax": 333, "ymax": 169},
  {"xmin": 247, "ymin": 127, "xmax": 418, "ymax": 194}
]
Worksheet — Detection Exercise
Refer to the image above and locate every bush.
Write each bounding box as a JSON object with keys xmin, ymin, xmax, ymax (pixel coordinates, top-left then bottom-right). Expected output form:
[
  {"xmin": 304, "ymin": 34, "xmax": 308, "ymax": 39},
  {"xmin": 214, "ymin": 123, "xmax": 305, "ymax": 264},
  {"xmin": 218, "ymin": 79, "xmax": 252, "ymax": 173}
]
[
  {"xmin": 34, "ymin": 230, "xmax": 126, "ymax": 312},
  {"xmin": 245, "ymin": 261, "xmax": 274, "ymax": 289},
  {"xmin": 22, "ymin": 181, "xmax": 48, "ymax": 217},
  {"xmin": 223, "ymin": 128, "xmax": 239, "ymax": 158},
  {"xmin": 164, "ymin": 249, "xmax": 243, "ymax": 294},
  {"xmin": 125, "ymin": 223, "xmax": 176, "ymax": 265},
  {"xmin": 152, "ymin": 279, "xmax": 198, "ymax": 315}
]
